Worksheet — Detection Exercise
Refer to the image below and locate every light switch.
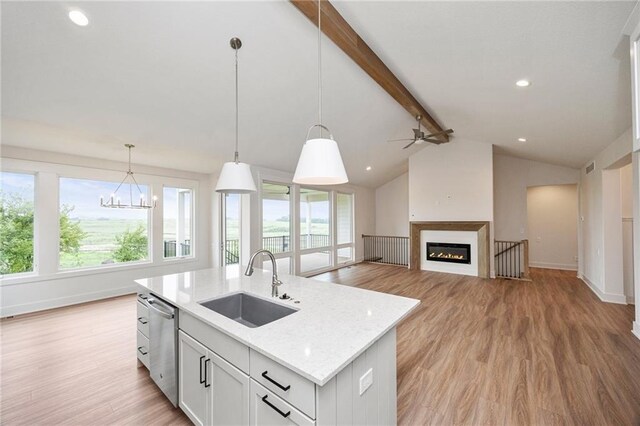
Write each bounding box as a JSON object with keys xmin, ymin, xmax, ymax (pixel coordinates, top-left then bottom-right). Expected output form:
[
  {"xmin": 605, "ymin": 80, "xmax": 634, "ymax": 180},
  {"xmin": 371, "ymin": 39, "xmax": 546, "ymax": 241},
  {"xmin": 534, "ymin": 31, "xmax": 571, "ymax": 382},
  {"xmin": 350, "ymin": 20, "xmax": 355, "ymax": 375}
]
[{"xmin": 359, "ymin": 368, "xmax": 373, "ymax": 395}]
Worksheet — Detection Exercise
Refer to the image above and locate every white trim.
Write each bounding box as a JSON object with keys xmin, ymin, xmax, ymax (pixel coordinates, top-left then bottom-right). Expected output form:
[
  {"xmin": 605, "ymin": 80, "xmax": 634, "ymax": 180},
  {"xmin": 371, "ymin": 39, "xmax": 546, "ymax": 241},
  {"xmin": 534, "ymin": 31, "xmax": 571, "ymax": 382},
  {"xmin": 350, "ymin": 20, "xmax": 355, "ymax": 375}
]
[
  {"xmin": 0, "ymin": 285, "xmax": 135, "ymax": 318},
  {"xmin": 530, "ymin": 261, "xmax": 578, "ymax": 271},
  {"xmin": 633, "ymin": 322, "xmax": 640, "ymax": 340},
  {"xmin": 579, "ymin": 275, "xmax": 628, "ymax": 304},
  {"xmin": 627, "ymin": 296, "xmax": 636, "ymax": 304}
]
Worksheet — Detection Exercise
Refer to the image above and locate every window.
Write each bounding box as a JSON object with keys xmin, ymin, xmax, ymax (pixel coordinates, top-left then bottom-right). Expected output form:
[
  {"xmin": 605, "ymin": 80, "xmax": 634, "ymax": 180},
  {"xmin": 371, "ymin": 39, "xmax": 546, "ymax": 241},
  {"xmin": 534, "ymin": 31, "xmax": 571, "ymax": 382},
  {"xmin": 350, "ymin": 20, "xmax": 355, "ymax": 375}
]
[
  {"xmin": 262, "ymin": 182, "xmax": 292, "ymax": 273},
  {"xmin": 0, "ymin": 172, "xmax": 35, "ymax": 275},
  {"xmin": 59, "ymin": 178, "xmax": 150, "ymax": 269},
  {"xmin": 299, "ymin": 188, "xmax": 330, "ymax": 249},
  {"xmin": 222, "ymin": 193, "xmax": 240, "ymax": 265},
  {"xmin": 163, "ymin": 187, "xmax": 193, "ymax": 258},
  {"xmin": 337, "ymin": 193, "xmax": 353, "ymax": 245},
  {"xmin": 262, "ymin": 183, "xmax": 292, "ymax": 254}
]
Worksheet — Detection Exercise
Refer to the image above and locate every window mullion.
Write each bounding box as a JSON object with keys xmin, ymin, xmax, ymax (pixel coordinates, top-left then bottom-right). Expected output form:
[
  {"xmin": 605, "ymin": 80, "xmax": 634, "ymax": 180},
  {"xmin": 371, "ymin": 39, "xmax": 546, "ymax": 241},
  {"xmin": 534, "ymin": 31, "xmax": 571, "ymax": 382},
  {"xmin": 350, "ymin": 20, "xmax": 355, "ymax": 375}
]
[{"xmin": 37, "ymin": 172, "xmax": 60, "ymax": 274}]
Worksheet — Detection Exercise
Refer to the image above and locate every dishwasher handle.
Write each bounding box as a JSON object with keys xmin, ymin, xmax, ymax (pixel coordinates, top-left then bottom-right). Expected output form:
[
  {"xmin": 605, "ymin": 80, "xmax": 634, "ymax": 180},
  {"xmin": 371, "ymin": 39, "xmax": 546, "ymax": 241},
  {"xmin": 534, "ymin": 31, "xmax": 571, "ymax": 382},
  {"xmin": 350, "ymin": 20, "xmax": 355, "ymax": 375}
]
[{"xmin": 147, "ymin": 298, "xmax": 175, "ymax": 319}]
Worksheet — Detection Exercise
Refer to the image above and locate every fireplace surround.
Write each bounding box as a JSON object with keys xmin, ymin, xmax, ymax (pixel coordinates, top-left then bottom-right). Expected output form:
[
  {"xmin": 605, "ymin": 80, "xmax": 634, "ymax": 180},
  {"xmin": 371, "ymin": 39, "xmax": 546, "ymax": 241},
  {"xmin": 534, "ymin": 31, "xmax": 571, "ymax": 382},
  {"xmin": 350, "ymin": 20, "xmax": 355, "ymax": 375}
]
[{"xmin": 410, "ymin": 221, "xmax": 491, "ymax": 278}]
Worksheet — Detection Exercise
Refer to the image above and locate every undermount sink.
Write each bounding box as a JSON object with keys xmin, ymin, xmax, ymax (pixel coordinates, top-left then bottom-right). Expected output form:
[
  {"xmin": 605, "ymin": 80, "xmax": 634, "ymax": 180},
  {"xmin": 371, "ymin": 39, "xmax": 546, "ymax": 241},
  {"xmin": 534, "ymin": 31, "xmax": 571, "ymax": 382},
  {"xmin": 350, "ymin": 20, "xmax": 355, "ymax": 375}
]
[{"xmin": 199, "ymin": 292, "xmax": 298, "ymax": 328}]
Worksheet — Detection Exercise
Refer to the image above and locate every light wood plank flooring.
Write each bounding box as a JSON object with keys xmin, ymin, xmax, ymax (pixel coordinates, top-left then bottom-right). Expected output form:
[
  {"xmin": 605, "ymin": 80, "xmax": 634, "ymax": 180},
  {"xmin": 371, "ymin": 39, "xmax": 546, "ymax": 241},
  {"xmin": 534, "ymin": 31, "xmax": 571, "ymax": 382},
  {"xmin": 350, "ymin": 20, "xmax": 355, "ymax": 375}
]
[
  {"xmin": 1, "ymin": 265, "xmax": 639, "ymax": 425},
  {"xmin": 315, "ymin": 265, "xmax": 640, "ymax": 426}
]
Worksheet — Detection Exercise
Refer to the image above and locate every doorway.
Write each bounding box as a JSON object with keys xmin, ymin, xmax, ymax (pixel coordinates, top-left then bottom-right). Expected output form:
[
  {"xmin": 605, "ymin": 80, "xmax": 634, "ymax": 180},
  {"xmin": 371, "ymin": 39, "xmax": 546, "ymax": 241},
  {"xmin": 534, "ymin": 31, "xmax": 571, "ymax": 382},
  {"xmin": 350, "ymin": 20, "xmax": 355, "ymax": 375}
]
[
  {"xmin": 526, "ymin": 184, "xmax": 579, "ymax": 271},
  {"xmin": 221, "ymin": 193, "xmax": 241, "ymax": 266}
]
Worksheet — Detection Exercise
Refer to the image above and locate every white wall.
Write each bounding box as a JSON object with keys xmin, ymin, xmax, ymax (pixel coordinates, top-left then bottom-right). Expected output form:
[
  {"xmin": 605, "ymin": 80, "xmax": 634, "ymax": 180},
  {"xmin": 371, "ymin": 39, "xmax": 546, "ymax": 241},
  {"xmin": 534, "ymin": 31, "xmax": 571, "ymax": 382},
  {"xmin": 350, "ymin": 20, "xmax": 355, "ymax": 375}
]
[
  {"xmin": 375, "ymin": 173, "xmax": 408, "ymax": 237},
  {"xmin": 619, "ymin": 163, "xmax": 635, "ymax": 302},
  {"xmin": 580, "ymin": 128, "xmax": 633, "ymax": 304},
  {"xmin": 526, "ymin": 185, "xmax": 578, "ymax": 271},
  {"xmin": 493, "ymin": 154, "xmax": 580, "ymax": 241},
  {"xmin": 409, "ymin": 139, "xmax": 493, "ymax": 222},
  {"xmin": 0, "ymin": 147, "xmax": 213, "ymax": 316}
]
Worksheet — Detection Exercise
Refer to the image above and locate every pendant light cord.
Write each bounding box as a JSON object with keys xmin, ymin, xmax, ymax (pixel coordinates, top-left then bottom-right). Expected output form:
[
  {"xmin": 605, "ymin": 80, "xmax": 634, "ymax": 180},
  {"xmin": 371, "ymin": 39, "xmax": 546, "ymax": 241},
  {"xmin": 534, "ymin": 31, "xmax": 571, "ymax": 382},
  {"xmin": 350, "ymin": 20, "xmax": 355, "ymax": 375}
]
[
  {"xmin": 318, "ymin": 0, "xmax": 323, "ymax": 136},
  {"xmin": 234, "ymin": 45, "xmax": 240, "ymax": 163}
]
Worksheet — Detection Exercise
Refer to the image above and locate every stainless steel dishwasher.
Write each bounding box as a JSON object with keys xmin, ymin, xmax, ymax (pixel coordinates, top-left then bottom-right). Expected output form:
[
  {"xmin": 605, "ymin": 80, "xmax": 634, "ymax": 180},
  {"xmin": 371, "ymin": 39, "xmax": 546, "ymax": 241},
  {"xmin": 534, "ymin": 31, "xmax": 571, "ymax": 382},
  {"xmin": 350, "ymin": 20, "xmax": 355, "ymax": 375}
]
[{"xmin": 146, "ymin": 295, "xmax": 178, "ymax": 407}]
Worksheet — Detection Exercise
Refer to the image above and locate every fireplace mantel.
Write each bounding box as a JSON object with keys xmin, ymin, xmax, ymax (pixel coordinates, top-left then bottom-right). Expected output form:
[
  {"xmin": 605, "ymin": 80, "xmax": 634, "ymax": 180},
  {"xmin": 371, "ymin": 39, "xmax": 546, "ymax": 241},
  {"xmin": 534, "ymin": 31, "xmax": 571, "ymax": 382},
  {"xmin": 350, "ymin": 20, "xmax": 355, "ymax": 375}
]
[{"xmin": 410, "ymin": 221, "xmax": 491, "ymax": 278}]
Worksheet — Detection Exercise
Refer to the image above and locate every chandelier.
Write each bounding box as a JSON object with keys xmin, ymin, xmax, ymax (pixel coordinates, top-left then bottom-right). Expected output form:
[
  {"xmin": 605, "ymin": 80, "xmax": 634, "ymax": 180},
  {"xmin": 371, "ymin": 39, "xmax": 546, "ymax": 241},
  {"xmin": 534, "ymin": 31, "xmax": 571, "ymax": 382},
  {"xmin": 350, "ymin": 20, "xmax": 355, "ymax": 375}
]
[{"xmin": 100, "ymin": 144, "xmax": 156, "ymax": 209}]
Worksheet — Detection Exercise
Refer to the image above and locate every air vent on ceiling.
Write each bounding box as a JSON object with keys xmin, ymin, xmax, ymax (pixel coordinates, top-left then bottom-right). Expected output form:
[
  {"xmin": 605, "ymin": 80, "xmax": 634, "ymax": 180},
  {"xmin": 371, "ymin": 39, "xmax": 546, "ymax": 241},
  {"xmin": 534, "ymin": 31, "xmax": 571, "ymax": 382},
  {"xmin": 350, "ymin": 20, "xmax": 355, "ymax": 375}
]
[{"xmin": 586, "ymin": 162, "xmax": 595, "ymax": 174}]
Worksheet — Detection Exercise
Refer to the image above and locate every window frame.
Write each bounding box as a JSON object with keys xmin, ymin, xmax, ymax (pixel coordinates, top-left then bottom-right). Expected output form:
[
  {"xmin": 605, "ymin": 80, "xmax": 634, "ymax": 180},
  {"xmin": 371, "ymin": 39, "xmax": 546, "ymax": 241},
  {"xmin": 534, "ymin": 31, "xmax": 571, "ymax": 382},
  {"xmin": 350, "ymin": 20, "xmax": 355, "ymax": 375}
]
[
  {"xmin": 259, "ymin": 180, "xmax": 294, "ymax": 274},
  {"xmin": 0, "ymin": 158, "xmax": 200, "ymax": 286},
  {"xmin": 0, "ymin": 169, "xmax": 38, "ymax": 278},
  {"xmin": 162, "ymin": 185, "xmax": 196, "ymax": 261}
]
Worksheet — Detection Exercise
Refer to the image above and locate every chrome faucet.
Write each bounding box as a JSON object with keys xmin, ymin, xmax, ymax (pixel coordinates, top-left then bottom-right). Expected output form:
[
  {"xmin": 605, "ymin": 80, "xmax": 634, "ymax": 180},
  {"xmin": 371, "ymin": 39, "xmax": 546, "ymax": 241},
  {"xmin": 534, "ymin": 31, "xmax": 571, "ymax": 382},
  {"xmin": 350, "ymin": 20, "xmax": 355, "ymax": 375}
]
[{"xmin": 245, "ymin": 249, "xmax": 283, "ymax": 298}]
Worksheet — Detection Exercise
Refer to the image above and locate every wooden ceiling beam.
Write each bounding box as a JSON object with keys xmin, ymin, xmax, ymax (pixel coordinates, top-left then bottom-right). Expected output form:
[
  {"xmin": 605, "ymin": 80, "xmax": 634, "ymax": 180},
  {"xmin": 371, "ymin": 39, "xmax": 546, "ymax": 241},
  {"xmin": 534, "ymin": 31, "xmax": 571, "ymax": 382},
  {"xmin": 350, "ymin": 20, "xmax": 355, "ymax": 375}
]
[{"xmin": 290, "ymin": 0, "xmax": 449, "ymax": 142}]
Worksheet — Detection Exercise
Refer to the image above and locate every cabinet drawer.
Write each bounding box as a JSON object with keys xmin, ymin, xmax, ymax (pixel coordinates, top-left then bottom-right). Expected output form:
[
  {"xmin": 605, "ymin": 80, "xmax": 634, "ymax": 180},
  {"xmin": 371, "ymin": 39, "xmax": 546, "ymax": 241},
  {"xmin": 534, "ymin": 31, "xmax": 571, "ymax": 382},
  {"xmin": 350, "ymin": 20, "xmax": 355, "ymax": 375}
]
[
  {"xmin": 250, "ymin": 350, "xmax": 315, "ymax": 419},
  {"xmin": 136, "ymin": 330, "xmax": 150, "ymax": 368},
  {"xmin": 136, "ymin": 301, "xmax": 149, "ymax": 337},
  {"xmin": 250, "ymin": 380, "xmax": 314, "ymax": 426},
  {"xmin": 180, "ymin": 312, "xmax": 249, "ymax": 374}
]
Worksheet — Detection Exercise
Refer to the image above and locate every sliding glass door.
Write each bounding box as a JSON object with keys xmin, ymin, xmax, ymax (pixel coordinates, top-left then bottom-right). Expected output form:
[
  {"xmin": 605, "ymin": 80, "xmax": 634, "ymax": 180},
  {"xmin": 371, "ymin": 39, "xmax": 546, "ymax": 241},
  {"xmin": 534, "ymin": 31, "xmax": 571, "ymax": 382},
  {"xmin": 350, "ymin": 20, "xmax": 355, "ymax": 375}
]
[
  {"xmin": 299, "ymin": 188, "xmax": 331, "ymax": 273},
  {"xmin": 261, "ymin": 182, "xmax": 293, "ymax": 273},
  {"xmin": 221, "ymin": 193, "xmax": 240, "ymax": 266}
]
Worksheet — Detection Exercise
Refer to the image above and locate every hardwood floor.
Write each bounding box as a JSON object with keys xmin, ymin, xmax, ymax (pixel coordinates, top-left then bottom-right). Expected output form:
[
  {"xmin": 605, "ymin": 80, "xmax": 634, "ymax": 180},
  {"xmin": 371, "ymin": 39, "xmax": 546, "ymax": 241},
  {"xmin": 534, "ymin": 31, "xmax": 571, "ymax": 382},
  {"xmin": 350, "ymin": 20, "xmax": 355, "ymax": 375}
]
[
  {"xmin": 315, "ymin": 265, "xmax": 640, "ymax": 426},
  {"xmin": 1, "ymin": 264, "xmax": 639, "ymax": 425}
]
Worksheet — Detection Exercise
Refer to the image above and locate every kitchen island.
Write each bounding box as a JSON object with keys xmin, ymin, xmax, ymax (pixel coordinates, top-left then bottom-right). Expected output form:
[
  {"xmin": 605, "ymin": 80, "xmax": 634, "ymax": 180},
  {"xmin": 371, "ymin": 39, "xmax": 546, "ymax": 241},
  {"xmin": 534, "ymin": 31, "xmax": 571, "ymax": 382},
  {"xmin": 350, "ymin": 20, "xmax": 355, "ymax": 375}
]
[{"xmin": 135, "ymin": 265, "xmax": 419, "ymax": 426}]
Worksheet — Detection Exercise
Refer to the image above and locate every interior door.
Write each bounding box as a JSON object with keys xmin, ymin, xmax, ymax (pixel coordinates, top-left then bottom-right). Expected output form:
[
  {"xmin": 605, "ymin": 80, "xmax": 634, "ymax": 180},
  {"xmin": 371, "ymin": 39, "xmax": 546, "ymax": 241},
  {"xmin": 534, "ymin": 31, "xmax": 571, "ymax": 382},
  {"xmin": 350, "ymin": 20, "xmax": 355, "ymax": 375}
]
[
  {"xmin": 178, "ymin": 331, "xmax": 209, "ymax": 426},
  {"xmin": 209, "ymin": 351, "xmax": 250, "ymax": 426}
]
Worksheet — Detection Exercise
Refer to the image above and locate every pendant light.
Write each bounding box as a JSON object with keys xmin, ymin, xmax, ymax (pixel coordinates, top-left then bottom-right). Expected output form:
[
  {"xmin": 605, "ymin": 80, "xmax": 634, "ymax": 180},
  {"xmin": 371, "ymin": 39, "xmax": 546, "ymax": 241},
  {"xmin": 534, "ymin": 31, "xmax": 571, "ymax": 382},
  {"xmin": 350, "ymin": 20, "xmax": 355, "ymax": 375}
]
[
  {"xmin": 215, "ymin": 37, "xmax": 257, "ymax": 194},
  {"xmin": 100, "ymin": 144, "xmax": 157, "ymax": 209},
  {"xmin": 293, "ymin": 0, "xmax": 348, "ymax": 185}
]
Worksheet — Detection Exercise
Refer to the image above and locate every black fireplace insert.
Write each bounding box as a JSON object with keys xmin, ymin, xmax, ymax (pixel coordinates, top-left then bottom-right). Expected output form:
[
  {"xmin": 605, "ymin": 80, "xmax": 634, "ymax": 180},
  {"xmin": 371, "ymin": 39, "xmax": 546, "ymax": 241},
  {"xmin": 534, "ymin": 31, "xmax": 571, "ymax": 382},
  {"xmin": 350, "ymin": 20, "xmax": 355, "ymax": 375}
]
[{"xmin": 426, "ymin": 242, "xmax": 471, "ymax": 264}]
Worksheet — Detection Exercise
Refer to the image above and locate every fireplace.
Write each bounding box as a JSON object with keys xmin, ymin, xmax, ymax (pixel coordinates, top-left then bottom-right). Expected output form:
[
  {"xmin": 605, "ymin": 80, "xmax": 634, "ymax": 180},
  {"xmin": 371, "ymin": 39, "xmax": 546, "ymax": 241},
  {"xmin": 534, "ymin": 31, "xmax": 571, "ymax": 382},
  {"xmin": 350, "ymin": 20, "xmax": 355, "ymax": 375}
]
[{"xmin": 426, "ymin": 242, "xmax": 471, "ymax": 264}]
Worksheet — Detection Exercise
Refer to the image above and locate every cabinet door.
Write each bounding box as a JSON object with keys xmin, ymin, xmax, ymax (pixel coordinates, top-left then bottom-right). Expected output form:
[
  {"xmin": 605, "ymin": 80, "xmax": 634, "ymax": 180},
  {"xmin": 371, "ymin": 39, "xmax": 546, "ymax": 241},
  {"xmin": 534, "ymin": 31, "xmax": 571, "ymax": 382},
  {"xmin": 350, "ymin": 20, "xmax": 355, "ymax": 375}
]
[
  {"xmin": 179, "ymin": 331, "xmax": 209, "ymax": 426},
  {"xmin": 209, "ymin": 351, "xmax": 250, "ymax": 426},
  {"xmin": 249, "ymin": 380, "xmax": 314, "ymax": 426}
]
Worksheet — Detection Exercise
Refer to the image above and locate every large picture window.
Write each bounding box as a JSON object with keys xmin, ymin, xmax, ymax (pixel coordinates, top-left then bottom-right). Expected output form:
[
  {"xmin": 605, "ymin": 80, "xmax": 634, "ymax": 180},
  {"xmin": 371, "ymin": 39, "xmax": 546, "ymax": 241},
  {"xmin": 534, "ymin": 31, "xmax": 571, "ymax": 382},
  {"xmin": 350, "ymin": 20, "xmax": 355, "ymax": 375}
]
[
  {"xmin": 0, "ymin": 172, "xmax": 35, "ymax": 275},
  {"xmin": 59, "ymin": 178, "xmax": 150, "ymax": 269},
  {"xmin": 163, "ymin": 187, "xmax": 193, "ymax": 258}
]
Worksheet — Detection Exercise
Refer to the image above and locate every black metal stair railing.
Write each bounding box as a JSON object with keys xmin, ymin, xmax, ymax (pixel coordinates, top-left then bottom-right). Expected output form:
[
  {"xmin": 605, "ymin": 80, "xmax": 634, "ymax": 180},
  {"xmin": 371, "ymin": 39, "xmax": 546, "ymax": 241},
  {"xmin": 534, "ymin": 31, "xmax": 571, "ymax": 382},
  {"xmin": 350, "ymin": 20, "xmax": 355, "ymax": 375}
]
[{"xmin": 362, "ymin": 235, "xmax": 409, "ymax": 266}]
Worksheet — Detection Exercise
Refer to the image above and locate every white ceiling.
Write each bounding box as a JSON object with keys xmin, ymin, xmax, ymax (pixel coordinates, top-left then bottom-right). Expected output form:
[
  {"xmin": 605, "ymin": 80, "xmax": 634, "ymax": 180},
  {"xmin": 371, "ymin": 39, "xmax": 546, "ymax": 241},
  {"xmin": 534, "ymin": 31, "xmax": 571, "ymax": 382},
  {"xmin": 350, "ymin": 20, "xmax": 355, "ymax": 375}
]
[{"xmin": 1, "ymin": 1, "xmax": 635, "ymax": 188}]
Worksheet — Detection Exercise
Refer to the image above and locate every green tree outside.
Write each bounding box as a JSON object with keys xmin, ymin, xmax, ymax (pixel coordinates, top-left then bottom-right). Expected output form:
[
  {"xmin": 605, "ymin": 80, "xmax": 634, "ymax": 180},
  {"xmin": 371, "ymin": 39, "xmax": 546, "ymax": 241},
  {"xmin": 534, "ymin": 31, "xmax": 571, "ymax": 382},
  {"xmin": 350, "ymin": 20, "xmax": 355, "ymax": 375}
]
[
  {"xmin": 112, "ymin": 225, "xmax": 148, "ymax": 263},
  {"xmin": 0, "ymin": 194, "xmax": 86, "ymax": 274}
]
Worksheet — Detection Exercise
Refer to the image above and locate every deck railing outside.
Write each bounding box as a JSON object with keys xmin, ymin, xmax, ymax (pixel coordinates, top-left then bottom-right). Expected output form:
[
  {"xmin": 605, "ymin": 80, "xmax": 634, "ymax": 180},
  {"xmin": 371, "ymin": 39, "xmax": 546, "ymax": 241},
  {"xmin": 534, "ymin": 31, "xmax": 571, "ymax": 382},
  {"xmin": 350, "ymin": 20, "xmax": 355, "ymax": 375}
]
[
  {"xmin": 163, "ymin": 239, "xmax": 191, "ymax": 257},
  {"xmin": 223, "ymin": 234, "xmax": 331, "ymax": 265}
]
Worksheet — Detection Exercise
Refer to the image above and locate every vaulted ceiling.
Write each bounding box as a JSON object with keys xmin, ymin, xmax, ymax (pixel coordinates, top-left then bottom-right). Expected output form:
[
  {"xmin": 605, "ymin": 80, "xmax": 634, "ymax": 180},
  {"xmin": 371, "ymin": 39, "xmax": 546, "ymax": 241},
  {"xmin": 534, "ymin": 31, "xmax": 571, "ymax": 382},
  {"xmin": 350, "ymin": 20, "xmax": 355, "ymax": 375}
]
[{"xmin": 1, "ymin": 1, "xmax": 635, "ymax": 187}]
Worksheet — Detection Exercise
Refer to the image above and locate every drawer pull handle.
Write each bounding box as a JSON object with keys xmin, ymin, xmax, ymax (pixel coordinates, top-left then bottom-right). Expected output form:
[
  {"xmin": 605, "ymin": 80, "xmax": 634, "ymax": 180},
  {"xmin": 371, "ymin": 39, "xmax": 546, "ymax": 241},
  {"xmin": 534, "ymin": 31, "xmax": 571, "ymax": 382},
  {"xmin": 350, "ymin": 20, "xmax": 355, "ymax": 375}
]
[
  {"xmin": 138, "ymin": 294, "xmax": 148, "ymax": 300},
  {"xmin": 262, "ymin": 371, "xmax": 291, "ymax": 391},
  {"xmin": 199, "ymin": 356, "xmax": 206, "ymax": 384},
  {"xmin": 261, "ymin": 395, "xmax": 290, "ymax": 418},
  {"xmin": 204, "ymin": 359, "xmax": 211, "ymax": 388},
  {"xmin": 137, "ymin": 317, "xmax": 148, "ymax": 325},
  {"xmin": 137, "ymin": 346, "xmax": 148, "ymax": 355}
]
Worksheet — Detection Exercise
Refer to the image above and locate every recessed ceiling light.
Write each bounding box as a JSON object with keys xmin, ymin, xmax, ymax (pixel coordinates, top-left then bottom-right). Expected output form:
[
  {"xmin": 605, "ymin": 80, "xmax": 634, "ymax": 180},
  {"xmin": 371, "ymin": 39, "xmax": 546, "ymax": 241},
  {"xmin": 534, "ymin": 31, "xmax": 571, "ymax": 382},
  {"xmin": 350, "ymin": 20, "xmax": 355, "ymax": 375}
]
[
  {"xmin": 516, "ymin": 80, "xmax": 530, "ymax": 87},
  {"xmin": 518, "ymin": 138, "xmax": 527, "ymax": 142},
  {"xmin": 366, "ymin": 166, "xmax": 372, "ymax": 171},
  {"xmin": 68, "ymin": 10, "xmax": 89, "ymax": 26}
]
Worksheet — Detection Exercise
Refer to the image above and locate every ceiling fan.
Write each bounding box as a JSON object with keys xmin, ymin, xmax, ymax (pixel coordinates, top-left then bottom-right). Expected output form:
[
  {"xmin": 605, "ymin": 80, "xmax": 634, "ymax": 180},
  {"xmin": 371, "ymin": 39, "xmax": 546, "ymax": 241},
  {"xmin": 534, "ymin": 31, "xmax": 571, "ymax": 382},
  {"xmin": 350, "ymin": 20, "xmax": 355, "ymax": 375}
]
[{"xmin": 388, "ymin": 115, "xmax": 454, "ymax": 149}]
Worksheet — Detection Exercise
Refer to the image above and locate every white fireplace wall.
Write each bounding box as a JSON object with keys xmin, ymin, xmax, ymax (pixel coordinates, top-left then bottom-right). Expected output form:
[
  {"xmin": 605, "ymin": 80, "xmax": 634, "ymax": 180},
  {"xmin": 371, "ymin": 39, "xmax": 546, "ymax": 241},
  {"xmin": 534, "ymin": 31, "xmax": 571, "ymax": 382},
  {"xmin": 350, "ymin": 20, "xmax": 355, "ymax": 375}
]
[{"xmin": 420, "ymin": 230, "xmax": 478, "ymax": 276}]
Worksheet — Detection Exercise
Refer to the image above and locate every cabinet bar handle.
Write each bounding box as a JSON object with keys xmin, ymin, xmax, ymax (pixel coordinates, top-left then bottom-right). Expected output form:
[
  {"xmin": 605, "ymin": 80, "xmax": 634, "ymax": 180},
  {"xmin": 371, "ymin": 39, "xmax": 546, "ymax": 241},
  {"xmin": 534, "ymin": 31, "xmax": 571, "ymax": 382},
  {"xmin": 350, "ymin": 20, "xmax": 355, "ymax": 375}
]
[
  {"xmin": 261, "ymin": 395, "xmax": 290, "ymax": 418},
  {"xmin": 261, "ymin": 371, "xmax": 291, "ymax": 391},
  {"xmin": 199, "ymin": 356, "xmax": 206, "ymax": 384},
  {"xmin": 204, "ymin": 359, "xmax": 211, "ymax": 388},
  {"xmin": 137, "ymin": 346, "xmax": 148, "ymax": 355},
  {"xmin": 137, "ymin": 317, "xmax": 148, "ymax": 325}
]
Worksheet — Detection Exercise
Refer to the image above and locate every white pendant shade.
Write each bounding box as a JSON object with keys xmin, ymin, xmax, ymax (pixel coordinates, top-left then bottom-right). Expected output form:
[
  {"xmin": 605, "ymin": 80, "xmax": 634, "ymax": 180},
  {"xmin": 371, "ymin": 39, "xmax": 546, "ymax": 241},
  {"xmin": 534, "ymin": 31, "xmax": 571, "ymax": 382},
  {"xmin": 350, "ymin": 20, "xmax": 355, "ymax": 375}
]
[
  {"xmin": 293, "ymin": 137, "xmax": 348, "ymax": 185},
  {"xmin": 215, "ymin": 161, "xmax": 257, "ymax": 193}
]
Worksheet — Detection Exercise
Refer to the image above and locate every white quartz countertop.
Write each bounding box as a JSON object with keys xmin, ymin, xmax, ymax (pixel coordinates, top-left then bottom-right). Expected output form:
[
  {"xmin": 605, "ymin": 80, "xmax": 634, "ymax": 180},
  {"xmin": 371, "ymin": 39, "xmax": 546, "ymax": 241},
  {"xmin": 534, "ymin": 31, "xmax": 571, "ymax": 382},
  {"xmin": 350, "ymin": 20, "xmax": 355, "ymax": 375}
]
[{"xmin": 135, "ymin": 266, "xmax": 419, "ymax": 386}]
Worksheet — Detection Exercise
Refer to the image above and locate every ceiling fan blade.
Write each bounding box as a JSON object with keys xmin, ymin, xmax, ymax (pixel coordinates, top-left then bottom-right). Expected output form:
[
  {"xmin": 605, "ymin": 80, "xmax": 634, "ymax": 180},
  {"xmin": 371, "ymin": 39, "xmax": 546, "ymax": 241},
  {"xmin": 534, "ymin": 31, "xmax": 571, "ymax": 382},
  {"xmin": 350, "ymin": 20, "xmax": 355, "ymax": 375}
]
[
  {"xmin": 423, "ymin": 129, "xmax": 454, "ymax": 139},
  {"xmin": 402, "ymin": 140, "xmax": 416, "ymax": 149},
  {"xmin": 387, "ymin": 138, "xmax": 414, "ymax": 142},
  {"xmin": 422, "ymin": 138, "xmax": 447, "ymax": 144}
]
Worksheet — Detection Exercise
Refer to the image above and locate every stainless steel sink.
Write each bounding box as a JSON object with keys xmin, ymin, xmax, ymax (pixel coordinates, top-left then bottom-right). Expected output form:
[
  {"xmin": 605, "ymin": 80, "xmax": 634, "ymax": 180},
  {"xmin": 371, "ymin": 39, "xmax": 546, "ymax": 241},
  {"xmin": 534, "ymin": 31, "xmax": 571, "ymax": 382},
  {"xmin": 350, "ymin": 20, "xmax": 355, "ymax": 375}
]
[{"xmin": 198, "ymin": 292, "xmax": 298, "ymax": 328}]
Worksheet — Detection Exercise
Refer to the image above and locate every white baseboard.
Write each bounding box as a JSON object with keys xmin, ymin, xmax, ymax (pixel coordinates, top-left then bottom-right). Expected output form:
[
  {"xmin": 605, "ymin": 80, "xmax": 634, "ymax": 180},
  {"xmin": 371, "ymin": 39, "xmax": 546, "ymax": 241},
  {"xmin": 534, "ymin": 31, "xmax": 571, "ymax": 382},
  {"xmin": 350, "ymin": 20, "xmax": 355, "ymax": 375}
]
[
  {"xmin": 627, "ymin": 296, "xmax": 636, "ymax": 305},
  {"xmin": 0, "ymin": 285, "xmax": 136, "ymax": 318},
  {"xmin": 633, "ymin": 322, "xmax": 640, "ymax": 341},
  {"xmin": 579, "ymin": 276, "xmax": 628, "ymax": 305},
  {"xmin": 530, "ymin": 261, "xmax": 578, "ymax": 271}
]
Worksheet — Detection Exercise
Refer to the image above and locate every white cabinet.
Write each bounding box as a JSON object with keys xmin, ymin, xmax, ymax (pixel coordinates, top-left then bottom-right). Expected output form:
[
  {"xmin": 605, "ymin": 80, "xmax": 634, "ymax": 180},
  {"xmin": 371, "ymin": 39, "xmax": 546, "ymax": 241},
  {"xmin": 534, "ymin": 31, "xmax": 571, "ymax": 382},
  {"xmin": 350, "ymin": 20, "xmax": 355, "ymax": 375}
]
[
  {"xmin": 250, "ymin": 380, "xmax": 314, "ymax": 426},
  {"xmin": 179, "ymin": 331, "xmax": 209, "ymax": 426},
  {"xmin": 179, "ymin": 331, "xmax": 250, "ymax": 426}
]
